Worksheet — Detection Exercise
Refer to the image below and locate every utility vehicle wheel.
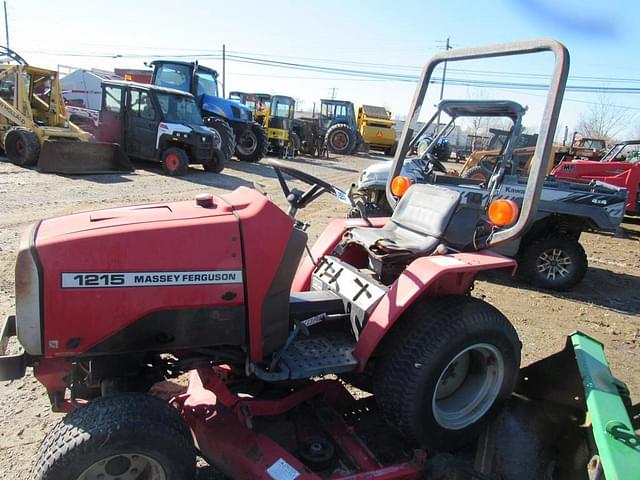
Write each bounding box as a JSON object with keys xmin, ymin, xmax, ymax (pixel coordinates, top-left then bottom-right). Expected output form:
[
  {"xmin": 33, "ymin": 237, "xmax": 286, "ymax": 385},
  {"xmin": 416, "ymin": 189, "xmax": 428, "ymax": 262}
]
[
  {"xmin": 202, "ymin": 149, "xmax": 225, "ymax": 173},
  {"xmin": 235, "ymin": 122, "xmax": 268, "ymax": 162},
  {"xmin": 289, "ymin": 131, "xmax": 301, "ymax": 156},
  {"xmin": 519, "ymin": 235, "xmax": 588, "ymax": 291},
  {"xmin": 462, "ymin": 165, "xmax": 491, "ymax": 182},
  {"xmin": 325, "ymin": 123, "xmax": 356, "ymax": 155},
  {"xmin": 161, "ymin": 147, "xmax": 188, "ymax": 176},
  {"xmin": 374, "ymin": 296, "xmax": 520, "ymax": 451},
  {"xmin": 4, "ymin": 127, "xmax": 40, "ymax": 166},
  {"xmin": 31, "ymin": 394, "xmax": 196, "ymax": 480},
  {"xmin": 205, "ymin": 116, "xmax": 236, "ymax": 162}
]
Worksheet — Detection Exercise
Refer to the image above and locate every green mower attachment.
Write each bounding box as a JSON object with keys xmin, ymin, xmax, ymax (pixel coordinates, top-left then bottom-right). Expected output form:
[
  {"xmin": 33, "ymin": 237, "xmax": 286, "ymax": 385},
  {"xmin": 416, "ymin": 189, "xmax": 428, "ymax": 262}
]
[{"xmin": 518, "ymin": 332, "xmax": 640, "ymax": 480}]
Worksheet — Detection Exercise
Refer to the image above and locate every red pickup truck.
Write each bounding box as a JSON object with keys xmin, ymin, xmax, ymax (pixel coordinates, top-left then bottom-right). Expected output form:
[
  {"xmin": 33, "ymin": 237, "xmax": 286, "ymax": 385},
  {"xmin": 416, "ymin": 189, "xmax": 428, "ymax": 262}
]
[{"xmin": 552, "ymin": 140, "xmax": 640, "ymax": 214}]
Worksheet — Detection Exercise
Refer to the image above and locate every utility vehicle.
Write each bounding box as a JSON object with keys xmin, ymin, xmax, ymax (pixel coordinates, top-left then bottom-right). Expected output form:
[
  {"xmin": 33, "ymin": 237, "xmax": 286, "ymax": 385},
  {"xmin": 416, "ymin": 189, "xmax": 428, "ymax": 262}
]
[
  {"xmin": 1, "ymin": 40, "xmax": 638, "ymax": 480},
  {"xmin": 97, "ymin": 80, "xmax": 225, "ymax": 176},
  {"xmin": 151, "ymin": 60, "xmax": 267, "ymax": 162},
  {"xmin": 352, "ymin": 100, "xmax": 627, "ymax": 290},
  {"xmin": 552, "ymin": 139, "xmax": 640, "ymax": 215}
]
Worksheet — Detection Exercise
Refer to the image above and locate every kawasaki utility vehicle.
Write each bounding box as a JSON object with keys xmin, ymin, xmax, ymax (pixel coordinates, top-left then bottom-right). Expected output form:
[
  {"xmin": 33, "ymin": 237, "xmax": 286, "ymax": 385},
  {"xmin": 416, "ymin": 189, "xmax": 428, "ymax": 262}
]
[
  {"xmin": 352, "ymin": 100, "xmax": 627, "ymax": 290},
  {"xmin": 1, "ymin": 40, "xmax": 638, "ymax": 480}
]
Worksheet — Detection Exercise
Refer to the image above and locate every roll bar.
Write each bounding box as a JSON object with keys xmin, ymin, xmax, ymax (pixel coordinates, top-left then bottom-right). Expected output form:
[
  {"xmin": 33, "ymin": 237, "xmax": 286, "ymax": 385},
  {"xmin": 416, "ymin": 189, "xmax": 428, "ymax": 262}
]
[{"xmin": 387, "ymin": 39, "xmax": 569, "ymax": 248}]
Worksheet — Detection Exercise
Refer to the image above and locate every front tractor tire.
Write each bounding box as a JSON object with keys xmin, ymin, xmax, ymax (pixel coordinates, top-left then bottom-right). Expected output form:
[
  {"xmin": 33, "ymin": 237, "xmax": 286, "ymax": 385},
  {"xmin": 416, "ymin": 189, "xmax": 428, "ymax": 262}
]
[
  {"xmin": 519, "ymin": 234, "xmax": 588, "ymax": 291},
  {"xmin": 202, "ymin": 148, "xmax": 226, "ymax": 173},
  {"xmin": 4, "ymin": 126, "xmax": 40, "ymax": 166},
  {"xmin": 161, "ymin": 147, "xmax": 189, "ymax": 176},
  {"xmin": 205, "ymin": 116, "xmax": 236, "ymax": 162},
  {"xmin": 31, "ymin": 394, "xmax": 196, "ymax": 480},
  {"xmin": 235, "ymin": 122, "xmax": 268, "ymax": 162},
  {"xmin": 374, "ymin": 296, "xmax": 521, "ymax": 451},
  {"xmin": 325, "ymin": 123, "xmax": 356, "ymax": 155}
]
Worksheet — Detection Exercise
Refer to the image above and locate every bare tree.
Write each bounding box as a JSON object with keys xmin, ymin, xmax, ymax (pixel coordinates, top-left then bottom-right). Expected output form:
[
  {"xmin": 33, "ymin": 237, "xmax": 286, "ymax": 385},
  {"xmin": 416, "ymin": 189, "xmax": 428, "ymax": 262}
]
[{"xmin": 576, "ymin": 92, "xmax": 635, "ymax": 140}]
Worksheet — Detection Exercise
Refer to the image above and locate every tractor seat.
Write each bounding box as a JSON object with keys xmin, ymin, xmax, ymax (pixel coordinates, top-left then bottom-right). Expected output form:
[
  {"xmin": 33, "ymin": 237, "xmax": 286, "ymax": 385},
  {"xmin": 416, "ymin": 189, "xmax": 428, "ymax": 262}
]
[{"xmin": 344, "ymin": 184, "xmax": 462, "ymax": 257}]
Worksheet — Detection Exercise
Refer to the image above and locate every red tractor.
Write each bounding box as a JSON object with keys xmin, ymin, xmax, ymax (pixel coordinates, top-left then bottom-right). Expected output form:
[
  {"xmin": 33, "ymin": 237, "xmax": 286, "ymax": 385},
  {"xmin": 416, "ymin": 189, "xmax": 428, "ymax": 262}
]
[
  {"xmin": 552, "ymin": 139, "xmax": 640, "ymax": 215},
  {"xmin": 2, "ymin": 40, "xmax": 638, "ymax": 480}
]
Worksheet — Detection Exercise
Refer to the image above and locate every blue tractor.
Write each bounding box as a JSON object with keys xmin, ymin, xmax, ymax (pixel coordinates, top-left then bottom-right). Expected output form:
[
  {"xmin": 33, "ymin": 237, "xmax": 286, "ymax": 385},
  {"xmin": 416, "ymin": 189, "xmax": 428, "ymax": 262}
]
[
  {"xmin": 319, "ymin": 99, "xmax": 361, "ymax": 155},
  {"xmin": 150, "ymin": 60, "xmax": 268, "ymax": 162}
]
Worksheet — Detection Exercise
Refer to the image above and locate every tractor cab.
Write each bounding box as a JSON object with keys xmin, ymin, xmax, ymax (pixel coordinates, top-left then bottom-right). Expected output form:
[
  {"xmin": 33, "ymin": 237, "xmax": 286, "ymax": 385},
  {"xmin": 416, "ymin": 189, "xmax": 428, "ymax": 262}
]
[
  {"xmin": 229, "ymin": 91, "xmax": 272, "ymax": 124},
  {"xmin": 319, "ymin": 99, "xmax": 356, "ymax": 130},
  {"xmin": 263, "ymin": 95, "xmax": 295, "ymax": 153},
  {"xmin": 150, "ymin": 61, "xmax": 249, "ymax": 121}
]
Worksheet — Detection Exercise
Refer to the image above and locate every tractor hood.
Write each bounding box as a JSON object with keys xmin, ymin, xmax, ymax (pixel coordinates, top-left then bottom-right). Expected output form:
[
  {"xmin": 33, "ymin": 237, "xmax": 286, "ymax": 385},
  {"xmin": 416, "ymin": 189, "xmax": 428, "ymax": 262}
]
[
  {"xmin": 201, "ymin": 95, "xmax": 253, "ymax": 122},
  {"xmin": 35, "ymin": 196, "xmax": 236, "ymax": 242},
  {"xmin": 358, "ymin": 158, "xmax": 424, "ymax": 190}
]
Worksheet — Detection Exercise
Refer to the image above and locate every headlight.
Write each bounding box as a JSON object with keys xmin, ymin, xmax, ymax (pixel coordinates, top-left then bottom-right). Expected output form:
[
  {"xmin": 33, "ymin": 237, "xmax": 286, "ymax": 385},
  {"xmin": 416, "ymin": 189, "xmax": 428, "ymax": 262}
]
[{"xmin": 15, "ymin": 224, "xmax": 42, "ymax": 355}]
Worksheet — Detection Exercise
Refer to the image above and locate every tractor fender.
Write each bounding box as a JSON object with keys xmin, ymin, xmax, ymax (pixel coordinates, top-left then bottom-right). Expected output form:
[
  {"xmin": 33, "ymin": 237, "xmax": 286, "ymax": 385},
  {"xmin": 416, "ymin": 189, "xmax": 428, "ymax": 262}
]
[
  {"xmin": 352, "ymin": 251, "xmax": 516, "ymax": 369},
  {"xmin": 291, "ymin": 217, "xmax": 388, "ymax": 292}
]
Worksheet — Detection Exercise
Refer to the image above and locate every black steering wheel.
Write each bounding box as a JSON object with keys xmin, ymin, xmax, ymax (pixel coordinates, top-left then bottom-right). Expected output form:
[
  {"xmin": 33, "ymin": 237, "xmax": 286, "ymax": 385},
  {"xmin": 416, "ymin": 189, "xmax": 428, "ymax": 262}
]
[
  {"xmin": 265, "ymin": 159, "xmax": 350, "ymax": 213},
  {"xmin": 424, "ymin": 153, "xmax": 449, "ymax": 174}
]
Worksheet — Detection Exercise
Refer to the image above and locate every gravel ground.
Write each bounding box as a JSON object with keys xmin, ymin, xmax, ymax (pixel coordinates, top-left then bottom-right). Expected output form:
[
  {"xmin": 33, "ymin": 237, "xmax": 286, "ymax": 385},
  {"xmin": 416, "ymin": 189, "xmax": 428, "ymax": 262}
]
[{"xmin": 0, "ymin": 153, "xmax": 638, "ymax": 479}]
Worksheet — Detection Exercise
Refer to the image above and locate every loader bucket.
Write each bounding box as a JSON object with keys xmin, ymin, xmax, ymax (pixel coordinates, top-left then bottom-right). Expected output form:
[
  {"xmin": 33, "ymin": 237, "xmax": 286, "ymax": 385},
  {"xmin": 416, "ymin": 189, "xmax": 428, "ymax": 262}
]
[{"xmin": 37, "ymin": 141, "xmax": 134, "ymax": 174}]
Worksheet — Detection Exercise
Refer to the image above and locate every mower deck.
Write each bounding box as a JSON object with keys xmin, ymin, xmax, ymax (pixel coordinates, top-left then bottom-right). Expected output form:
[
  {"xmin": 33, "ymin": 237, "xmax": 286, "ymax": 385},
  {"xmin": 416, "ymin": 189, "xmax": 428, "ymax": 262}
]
[{"xmin": 176, "ymin": 368, "xmax": 421, "ymax": 479}]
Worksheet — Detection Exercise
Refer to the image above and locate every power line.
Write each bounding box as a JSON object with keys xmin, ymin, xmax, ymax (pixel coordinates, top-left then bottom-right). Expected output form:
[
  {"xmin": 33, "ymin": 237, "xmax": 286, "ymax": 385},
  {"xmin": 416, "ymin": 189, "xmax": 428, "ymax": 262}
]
[{"xmin": 18, "ymin": 47, "xmax": 640, "ymax": 95}]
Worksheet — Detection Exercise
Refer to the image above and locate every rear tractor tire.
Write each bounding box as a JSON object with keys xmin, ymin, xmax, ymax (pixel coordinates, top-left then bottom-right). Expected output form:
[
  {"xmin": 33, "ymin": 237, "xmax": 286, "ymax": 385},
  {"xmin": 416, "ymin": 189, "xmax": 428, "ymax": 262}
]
[
  {"xmin": 235, "ymin": 122, "xmax": 268, "ymax": 162},
  {"xmin": 518, "ymin": 234, "xmax": 588, "ymax": 291},
  {"xmin": 325, "ymin": 123, "xmax": 356, "ymax": 155},
  {"xmin": 462, "ymin": 165, "xmax": 492, "ymax": 182},
  {"xmin": 374, "ymin": 295, "xmax": 521, "ymax": 451},
  {"xmin": 31, "ymin": 393, "xmax": 196, "ymax": 480},
  {"xmin": 205, "ymin": 116, "xmax": 236, "ymax": 162},
  {"xmin": 161, "ymin": 147, "xmax": 189, "ymax": 176},
  {"xmin": 4, "ymin": 126, "xmax": 40, "ymax": 166}
]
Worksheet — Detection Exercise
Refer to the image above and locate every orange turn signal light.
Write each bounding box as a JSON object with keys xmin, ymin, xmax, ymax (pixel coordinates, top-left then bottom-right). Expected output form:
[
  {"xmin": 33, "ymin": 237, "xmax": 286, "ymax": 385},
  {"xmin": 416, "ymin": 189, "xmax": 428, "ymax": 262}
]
[
  {"xmin": 391, "ymin": 176, "xmax": 413, "ymax": 197},
  {"xmin": 488, "ymin": 199, "xmax": 519, "ymax": 227}
]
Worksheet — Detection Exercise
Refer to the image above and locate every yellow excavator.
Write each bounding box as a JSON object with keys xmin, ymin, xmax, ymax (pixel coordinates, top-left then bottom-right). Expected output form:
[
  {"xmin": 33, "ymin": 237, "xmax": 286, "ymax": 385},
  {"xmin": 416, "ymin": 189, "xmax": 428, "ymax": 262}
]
[{"xmin": 0, "ymin": 47, "xmax": 131, "ymax": 174}]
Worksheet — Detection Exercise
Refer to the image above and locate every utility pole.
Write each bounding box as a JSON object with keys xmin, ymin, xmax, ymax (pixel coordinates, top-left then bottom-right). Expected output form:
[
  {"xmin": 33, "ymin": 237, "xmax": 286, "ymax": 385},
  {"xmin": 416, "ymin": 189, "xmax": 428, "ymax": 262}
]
[
  {"xmin": 222, "ymin": 44, "xmax": 226, "ymax": 98},
  {"xmin": 329, "ymin": 87, "xmax": 337, "ymax": 100},
  {"xmin": 3, "ymin": 1, "xmax": 9, "ymax": 49},
  {"xmin": 435, "ymin": 37, "xmax": 452, "ymax": 134}
]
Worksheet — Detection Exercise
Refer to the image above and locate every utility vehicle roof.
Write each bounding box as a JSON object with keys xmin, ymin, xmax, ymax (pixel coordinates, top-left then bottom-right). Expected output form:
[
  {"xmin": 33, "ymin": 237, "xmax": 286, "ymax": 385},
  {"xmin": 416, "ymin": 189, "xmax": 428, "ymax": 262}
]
[
  {"xmin": 149, "ymin": 60, "xmax": 218, "ymax": 77},
  {"xmin": 437, "ymin": 100, "xmax": 526, "ymax": 120},
  {"xmin": 102, "ymin": 80, "xmax": 195, "ymax": 98}
]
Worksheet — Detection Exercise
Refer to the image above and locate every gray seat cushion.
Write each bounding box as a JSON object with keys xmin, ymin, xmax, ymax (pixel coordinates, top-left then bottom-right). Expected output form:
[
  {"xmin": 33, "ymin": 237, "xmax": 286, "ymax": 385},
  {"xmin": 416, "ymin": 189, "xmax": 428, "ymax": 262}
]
[{"xmin": 345, "ymin": 184, "xmax": 461, "ymax": 256}]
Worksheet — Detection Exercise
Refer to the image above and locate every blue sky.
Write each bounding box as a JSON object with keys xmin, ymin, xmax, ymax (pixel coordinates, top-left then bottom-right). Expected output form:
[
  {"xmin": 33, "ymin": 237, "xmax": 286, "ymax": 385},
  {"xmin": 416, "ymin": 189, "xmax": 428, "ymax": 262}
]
[{"xmin": 9, "ymin": 0, "xmax": 640, "ymax": 136}]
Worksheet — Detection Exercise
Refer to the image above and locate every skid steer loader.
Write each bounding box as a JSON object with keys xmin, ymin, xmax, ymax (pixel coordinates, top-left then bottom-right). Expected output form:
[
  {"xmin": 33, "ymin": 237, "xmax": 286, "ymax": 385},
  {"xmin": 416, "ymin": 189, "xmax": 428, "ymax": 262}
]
[{"xmin": 0, "ymin": 46, "xmax": 132, "ymax": 174}]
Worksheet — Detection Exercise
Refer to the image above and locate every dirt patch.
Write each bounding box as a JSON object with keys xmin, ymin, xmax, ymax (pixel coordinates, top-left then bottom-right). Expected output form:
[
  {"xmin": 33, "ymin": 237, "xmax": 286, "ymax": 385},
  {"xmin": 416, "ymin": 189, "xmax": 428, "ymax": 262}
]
[{"xmin": 0, "ymin": 154, "xmax": 638, "ymax": 478}]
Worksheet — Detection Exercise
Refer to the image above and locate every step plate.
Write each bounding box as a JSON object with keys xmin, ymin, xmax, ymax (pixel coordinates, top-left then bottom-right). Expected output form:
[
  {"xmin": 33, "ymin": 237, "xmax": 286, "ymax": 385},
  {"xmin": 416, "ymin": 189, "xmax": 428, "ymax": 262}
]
[{"xmin": 281, "ymin": 333, "xmax": 358, "ymax": 380}]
